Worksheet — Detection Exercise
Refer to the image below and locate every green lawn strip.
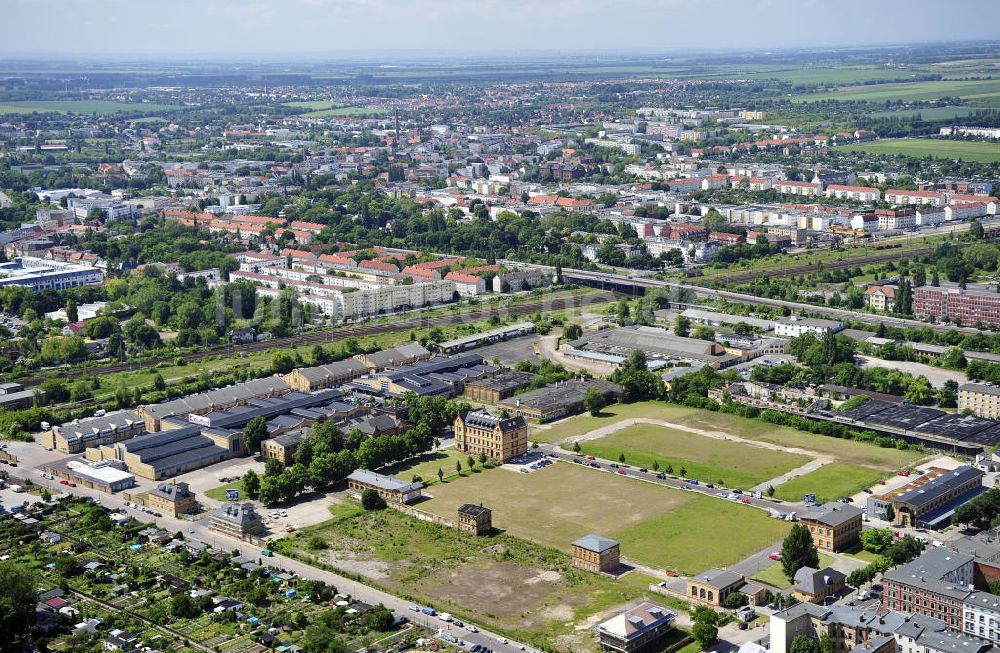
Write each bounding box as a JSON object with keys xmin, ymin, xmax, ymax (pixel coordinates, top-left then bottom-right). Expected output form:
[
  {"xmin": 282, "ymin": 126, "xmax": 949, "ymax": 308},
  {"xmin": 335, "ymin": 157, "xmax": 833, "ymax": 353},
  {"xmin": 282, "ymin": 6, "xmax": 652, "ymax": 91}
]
[
  {"xmin": 378, "ymin": 446, "xmax": 482, "ymax": 486},
  {"xmin": 533, "ymin": 401, "xmax": 922, "ymax": 469},
  {"xmin": 792, "ymin": 78, "xmax": 1000, "ymax": 103},
  {"xmin": 204, "ymin": 479, "xmax": 246, "ymax": 502},
  {"xmin": 772, "ymin": 463, "xmax": 887, "ymax": 504},
  {"xmin": 751, "ymin": 552, "xmax": 837, "ymax": 589},
  {"xmin": 577, "ymin": 423, "xmax": 810, "ymax": 489}
]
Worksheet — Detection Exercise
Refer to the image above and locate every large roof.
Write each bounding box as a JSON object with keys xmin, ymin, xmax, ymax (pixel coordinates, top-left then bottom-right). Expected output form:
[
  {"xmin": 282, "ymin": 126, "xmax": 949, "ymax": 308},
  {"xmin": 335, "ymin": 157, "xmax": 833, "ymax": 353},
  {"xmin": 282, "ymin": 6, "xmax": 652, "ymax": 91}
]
[
  {"xmin": 596, "ymin": 601, "xmax": 675, "ymax": 641},
  {"xmin": 573, "ymin": 534, "xmax": 619, "ymax": 553},
  {"xmin": 801, "ymin": 502, "xmax": 862, "ymax": 527},
  {"xmin": 347, "ymin": 469, "xmax": 423, "ymax": 493}
]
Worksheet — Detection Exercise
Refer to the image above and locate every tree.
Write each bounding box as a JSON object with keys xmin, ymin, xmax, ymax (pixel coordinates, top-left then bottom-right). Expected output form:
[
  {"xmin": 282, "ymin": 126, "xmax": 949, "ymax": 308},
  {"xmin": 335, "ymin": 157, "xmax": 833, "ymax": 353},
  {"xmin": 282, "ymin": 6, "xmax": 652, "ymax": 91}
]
[
  {"xmin": 456, "ymin": 460, "xmax": 463, "ymax": 475},
  {"xmin": 767, "ymin": 485, "xmax": 775, "ymax": 497},
  {"xmin": 437, "ymin": 467, "xmax": 444, "ymax": 482},
  {"xmin": 171, "ymin": 592, "xmax": 201, "ymax": 618},
  {"xmin": 782, "ymin": 523, "xmax": 820, "ymax": 580},
  {"xmin": 790, "ymin": 635, "xmax": 820, "ymax": 653},
  {"xmin": 301, "ymin": 608, "xmax": 353, "ymax": 653},
  {"xmin": 680, "ymin": 466, "xmax": 687, "ymax": 477},
  {"xmin": 820, "ymin": 635, "xmax": 835, "ymax": 653},
  {"xmin": 153, "ymin": 372, "xmax": 166, "ymax": 391},
  {"xmin": 361, "ymin": 488, "xmax": 387, "ymax": 511},
  {"xmin": 618, "ymin": 453, "xmax": 626, "ymax": 463},
  {"xmin": 691, "ymin": 605, "xmax": 719, "ymax": 649},
  {"xmin": 243, "ymin": 469, "xmax": 261, "ymax": 499},
  {"xmin": 584, "ymin": 387, "xmax": 607, "ymax": 416},
  {"xmin": 885, "ymin": 504, "xmax": 895, "ymax": 523},
  {"xmin": 271, "ymin": 352, "xmax": 296, "ymax": 374},
  {"xmin": 859, "ymin": 528, "xmax": 894, "ymax": 554},
  {"xmin": 65, "ymin": 299, "xmax": 78, "ymax": 323},
  {"xmin": 242, "ymin": 416, "xmax": 268, "ymax": 454},
  {"xmin": 675, "ymin": 315, "xmax": 691, "ymax": 337},
  {"xmin": 970, "ymin": 218, "xmax": 985, "ymax": 240},
  {"xmin": 572, "ymin": 441, "xmax": 582, "ymax": 453},
  {"xmin": 724, "ymin": 592, "xmax": 748, "ymax": 609},
  {"xmin": 563, "ymin": 323, "xmax": 583, "ymax": 341},
  {"xmin": 652, "ymin": 460, "xmax": 660, "ymax": 471},
  {"xmin": 467, "ymin": 455, "xmax": 475, "ymax": 471}
]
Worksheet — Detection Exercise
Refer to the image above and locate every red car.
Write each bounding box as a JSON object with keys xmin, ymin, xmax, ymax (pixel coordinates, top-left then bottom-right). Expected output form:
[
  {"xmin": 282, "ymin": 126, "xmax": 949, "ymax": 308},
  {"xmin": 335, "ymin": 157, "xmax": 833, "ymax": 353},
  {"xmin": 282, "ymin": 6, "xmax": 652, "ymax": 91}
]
[
  {"xmin": 769, "ymin": 552, "xmax": 782, "ymax": 561},
  {"xmin": 617, "ymin": 469, "xmax": 626, "ymax": 475},
  {"xmin": 898, "ymin": 469, "xmax": 911, "ymax": 477},
  {"xmin": 59, "ymin": 479, "xmax": 69, "ymax": 485},
  {"xmin": 586, "ymin": 455, "xmax": 596, "ymax": 460},
  {"xmin": 741, "ymin": 497, "xmax": 752, "ymax": 504},
  {"xmin": 68, "ymin": 482, "xmax": 77, "ymax": 487}
]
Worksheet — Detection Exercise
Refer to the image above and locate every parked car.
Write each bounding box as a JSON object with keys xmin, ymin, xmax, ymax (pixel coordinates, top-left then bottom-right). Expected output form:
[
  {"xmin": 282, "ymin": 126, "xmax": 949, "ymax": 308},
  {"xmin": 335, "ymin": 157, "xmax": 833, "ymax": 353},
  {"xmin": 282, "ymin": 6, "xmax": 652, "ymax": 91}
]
[
  {"xmin": 590, "ymin": 462, "xmax": 600, "ymax": 468},
  {"xmin": 656, "ymin": 473, "xmax": 666, "ymax": 479},
  {"xmin": 769, "ymin": 551, "xmax": 782, "ymax": 561},
  {"xmin": 585, "ymin": 455, "xmax": 595, "ymax": 460},
  {"xmin": 638, "ymin": 468, "xmax": 648, "ymax": 473},
  {"xmin": 465, "ymin": 624, "xmax": 479, "ymax": 633},
  {"xmin": 740, "ymin": 497, "xmax": 752, "ymax": 504},
  {"xmin": 617, "ymin": 469, "xmax": 626, "ymax": 475}
]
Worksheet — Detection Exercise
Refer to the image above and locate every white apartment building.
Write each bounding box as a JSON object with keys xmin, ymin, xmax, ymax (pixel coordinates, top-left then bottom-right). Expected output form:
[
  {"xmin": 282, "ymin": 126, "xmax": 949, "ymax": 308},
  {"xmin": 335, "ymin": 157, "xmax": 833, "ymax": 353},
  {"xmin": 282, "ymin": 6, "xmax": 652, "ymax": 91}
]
[
  {"xmin": 824, "ymin": 185, "xmax": 882, "ymax": 202},
  {"xmin": 584, "ymin": 138, "xmax": 641, "ymax": 156},
  {"xmin": 964, "ymin": 593, "xmax": 1000, "ymax": 644},
  {"xmin": 0, "ymin": 257, "xmax": 104, "ymax": 291},
  {"xmin": 885, "ymin": 189, "xmax": 946, "ymax": 206},
  {"xmin": 878, "ymin": 212, "xmax": 917, "ymax": 230}
]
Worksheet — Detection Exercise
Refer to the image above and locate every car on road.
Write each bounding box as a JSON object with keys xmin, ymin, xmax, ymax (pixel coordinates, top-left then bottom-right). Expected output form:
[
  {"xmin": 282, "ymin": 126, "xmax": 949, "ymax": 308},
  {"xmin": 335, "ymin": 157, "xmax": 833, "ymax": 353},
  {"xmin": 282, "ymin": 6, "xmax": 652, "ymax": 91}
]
[
  {"xmin": 408, "ymin": 605, "xmax": 420, "ymax": 612},
  {"xmin": 705, "ymin": 483, "xmax": 714, "ymax": 488},
  {"xmin": 687, "ymin": 479, "xmax": 698, "ymax": 485},
  {"xmin": 617, "ymin": 469, "xmax": 626, "ymax": 475},
  {"xmin": 716, "ymin": 492, "xmax": 727, "ymax": 498},
  {"xmin": 609, "ymin": 463, "xmax": 619, "ymax": 469},
  {"xmin": 589, "ymin": 462, "xmax": 600, "ymax": 468},
  {"xmin": 59, "ymin": 479, "xmax": 68, "ymax": 485},
  {"xmin": 573, "ymin": 458, "xmax": 583, "ymax": 464},
  {"xmin": 585, "ymin": 455, "xmax": 595, "ymax": 460},
  {"xmin": 740, "ymin": 497, "xmax": 752, "ymax": 504},
  {"xmin": 840, "ymin": 497, "xmax": 853, "ymax": 503},
  {"xmin": 497, "ymin": 638, "xmax": 508, "ymax": 645},
  {"xmin": 68, "ymin": 482, "xmax": 76, "ymax": 487},
  {"xmin": 656, "ymin": 473, "xmax": 666, "ymax": 479},
  {"xmin": 465, "ymin": 624, "xmax": 479, "ymax": 633},
  {"xmin": 639, "ymin": 468, "xmax": 648, "ymax": 473},
  {"xmin": 769, "ymin": 551, "xmax": 782, "ymax": 561},
  {"xmin": 864, "ymin": 488, "xmax": 873, "ymax": 494}
]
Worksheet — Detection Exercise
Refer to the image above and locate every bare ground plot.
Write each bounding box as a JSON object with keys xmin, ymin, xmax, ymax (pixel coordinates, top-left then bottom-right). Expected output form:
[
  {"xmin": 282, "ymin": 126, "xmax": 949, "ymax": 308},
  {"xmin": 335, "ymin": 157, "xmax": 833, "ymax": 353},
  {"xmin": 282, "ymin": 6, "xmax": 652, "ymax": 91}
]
[
  {"xmin": 420, "ymin": 463, "xmax": 789, "ymax": 574},
  {"xmin": 532, "ymin": 402, "xmax": 923, "ymax": 469},
  {"xmin": 279, "ymin": 503, "xmax": 677, "ymax": 652},
  {"xmin": 857, "ymin": 356, "xmax": 965, "ymax": 388},
  {"xmin": 576, "ymin": 423, "xmax": 811, "ymax": 489}
]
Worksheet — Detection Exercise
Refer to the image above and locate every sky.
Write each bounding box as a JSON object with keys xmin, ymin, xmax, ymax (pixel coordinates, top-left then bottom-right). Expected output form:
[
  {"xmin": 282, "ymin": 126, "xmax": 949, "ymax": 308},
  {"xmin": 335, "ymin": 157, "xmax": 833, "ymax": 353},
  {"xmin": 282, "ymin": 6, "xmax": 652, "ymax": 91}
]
[{"xmin": 3, "ymin": 0, "xmax": 999, "ymax": 57}]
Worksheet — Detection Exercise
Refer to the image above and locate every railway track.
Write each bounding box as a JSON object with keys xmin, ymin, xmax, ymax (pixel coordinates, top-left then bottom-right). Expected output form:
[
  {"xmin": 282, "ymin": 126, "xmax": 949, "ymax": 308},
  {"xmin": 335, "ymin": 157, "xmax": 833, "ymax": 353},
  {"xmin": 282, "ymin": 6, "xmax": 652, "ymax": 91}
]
[{"xmin": 20, "ymin": 291, "xmax": 618, "ymax": 386}]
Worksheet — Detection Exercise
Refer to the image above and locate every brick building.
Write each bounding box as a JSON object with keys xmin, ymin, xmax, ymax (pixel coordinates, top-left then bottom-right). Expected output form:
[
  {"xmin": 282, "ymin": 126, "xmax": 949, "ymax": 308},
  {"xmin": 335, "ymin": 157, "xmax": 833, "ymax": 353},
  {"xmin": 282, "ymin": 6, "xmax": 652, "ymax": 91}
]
[
  {"xmin": 453, "ymin": 410, "xmax": 528, "ymax": 463},
  {"xmin": 572, "ymin": 535, "xmax": 621, "ymax": 574},
  {"xmin": 914, "ymin": 287, "xmax": 1000, "ymax": 328},
  {"xmin": 799, "ymin": 502, "xmax": 863, "ymax": 552},
  {"xmin": 146, "ymin": 481, "xmax": 197, "ymax": 518},
  {"xmin": 457, "ymin": 504, "xmax": 492, "ymax": 536}
]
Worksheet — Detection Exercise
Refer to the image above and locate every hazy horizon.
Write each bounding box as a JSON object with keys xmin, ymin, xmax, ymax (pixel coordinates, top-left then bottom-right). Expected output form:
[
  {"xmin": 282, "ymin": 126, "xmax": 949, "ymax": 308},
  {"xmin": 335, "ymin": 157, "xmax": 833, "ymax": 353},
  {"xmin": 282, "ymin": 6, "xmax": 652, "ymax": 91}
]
[{"xmin": 4, "ymin": 0, "xmax": 999, "ymax": 57}]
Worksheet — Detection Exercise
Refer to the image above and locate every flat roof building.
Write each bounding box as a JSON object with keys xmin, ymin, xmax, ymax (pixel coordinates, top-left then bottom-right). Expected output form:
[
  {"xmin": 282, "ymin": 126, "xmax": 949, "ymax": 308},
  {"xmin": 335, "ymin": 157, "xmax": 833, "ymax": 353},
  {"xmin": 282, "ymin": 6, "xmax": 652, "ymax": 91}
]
[
  {"xmin": 0, "ymin": 256, "xmax": 103, "ymax": 291},
  {"xmin": 463, "ymin": 371, "xmax": 538, "ymax": 403},
  {"xmin": 346, "ymin": 469, "xmax": 423, "ymax": 505},
  {"xmin": 498, "ymin": 378, "xmax": 623, "ymax": 423}
]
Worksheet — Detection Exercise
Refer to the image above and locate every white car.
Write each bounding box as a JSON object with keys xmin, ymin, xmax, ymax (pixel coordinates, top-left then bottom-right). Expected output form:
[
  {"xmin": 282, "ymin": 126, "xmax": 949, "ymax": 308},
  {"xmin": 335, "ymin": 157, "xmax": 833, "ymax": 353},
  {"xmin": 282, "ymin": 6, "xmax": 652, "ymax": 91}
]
[
  {"xmin": 497, "ymin": 638, "xmax": 508, "ymax": 645},
  {"xmin": 465, "ymin": 624, "xmax": 479, "ymax": 633}
]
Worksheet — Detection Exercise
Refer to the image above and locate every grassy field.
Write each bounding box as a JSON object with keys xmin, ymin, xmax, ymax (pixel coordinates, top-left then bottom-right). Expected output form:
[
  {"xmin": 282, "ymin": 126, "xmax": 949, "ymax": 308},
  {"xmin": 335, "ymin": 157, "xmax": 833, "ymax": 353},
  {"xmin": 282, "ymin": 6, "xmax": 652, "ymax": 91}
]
[
  {"xmin": 577, "ymin": 423, "xmax": 810, "ymax": 489},
  {"xmin": 0, "ymin": 100, "xmax": 182, "ymax": 115},
  {"xmin": 532, "ymin": 402, "xmax": 924, "ymax": 469},
  {"xmin": 833, "ymin": 138, "xmax": 1000, "ymax": 163},
  {"xmin": 379, "ymin": 446, "xmax": 477, "ymax": 486},
  {"xmin": 793, "ymin": 78, "xmax": 1000, "ymax": 104},
  {"xmin": 279, "ymin": 502, "xmax": 690, "ymax": 652},
  {"xmin": 420, "ymin": 462, "xmax": 789, "ymax": 574},
  {"xmin": 282, "ymin": 101, "xmax": 385, "ymax": 117},
  {"xmin": 751, "ymin": 553, "xmax": 836, "ymax": 589},
  {"xmin": 204, "ymin": 479, "xmax": 245, "ymax": 502},
  {"xmin": 772, "ymin": 463, "xmax": 888, "ymax": 504}
]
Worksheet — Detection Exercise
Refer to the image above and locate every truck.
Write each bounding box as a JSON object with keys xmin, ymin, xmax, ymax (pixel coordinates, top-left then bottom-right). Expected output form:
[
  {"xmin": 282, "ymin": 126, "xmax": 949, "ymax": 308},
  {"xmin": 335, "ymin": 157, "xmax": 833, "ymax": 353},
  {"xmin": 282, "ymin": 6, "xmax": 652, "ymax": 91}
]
[{"xmin": 9, "ymin": 484, "xmax": 23, "ymax": 493}]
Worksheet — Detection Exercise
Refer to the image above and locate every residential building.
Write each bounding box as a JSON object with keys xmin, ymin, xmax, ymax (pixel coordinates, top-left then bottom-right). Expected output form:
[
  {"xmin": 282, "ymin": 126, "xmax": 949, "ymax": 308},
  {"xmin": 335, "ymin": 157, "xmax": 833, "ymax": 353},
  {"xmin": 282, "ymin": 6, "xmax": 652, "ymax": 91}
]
[
  {"xmin": 800, "ymin": 502, "xmax": 863, "ymax": 552},
  {"xmin": 572, "ymin": 535, "xmax": 621, "ymax": 574},
  {"xmin": 864, "ymin": 285, "xmax": 898, "ymax": 312},
  {"xmin": 960, "ymin": 383, "xmax": 1000, "ymax": 420},
  {"xmin": 877, "ymin": 209, "xmax": 917, "ymax": 231},
  {"xmin": 208, "ymin": 503, "xmax": 265, "ymax": 540},
  {"xmin": 825, "ymin": 185, "xmax": 882, "ymax": 202},
  {"xmin": 346, "ymin": 469, "xmax": 423, "ymax": 505},
  {"xmin": 453, "ymin": 410, "xmax": 528, "ymax": 463},
  {"xmin": 497, "ymin": 378, "xmax": 623, "ymax": 422},
  {"xmin": 884, "ymin": 548, "xmax": 976, "ymax": 631},
  {"xmin": 886, "ymin": 189, "xmax": 946, "ymax": 207},
  {"xmin": 774, "ymin": 180, "xmax": 822, "ymax": 197},
  {"xmin": 686, "ymin": 568, "xmax": 746, "ymax": 607},
  {"xmin": 457, "ymin": 504, "xmax": 492, "ymax": 536},
  {"xmin": 146, "ymin": 481, "xmax": 197, "ymax": 517},
  {"xmin": 595, "ymin": 602, "xmax": 676, "ymax": 653},
  {"xmin": 792, "ymin": 566, "xmax": 846, "ymax": 604},
  {"xmin": 914, "ymin": 287, "xmax": 1000, "ymax": 329}
]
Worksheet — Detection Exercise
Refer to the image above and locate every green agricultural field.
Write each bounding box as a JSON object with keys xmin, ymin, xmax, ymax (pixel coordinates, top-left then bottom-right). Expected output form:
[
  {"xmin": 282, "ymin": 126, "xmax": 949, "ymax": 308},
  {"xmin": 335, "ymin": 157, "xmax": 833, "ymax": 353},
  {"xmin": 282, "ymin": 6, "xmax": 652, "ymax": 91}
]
[
  {"xmin": 532, "ymin": 402, "xmax": 924, "ymax": 469},
  {"xmin": 577, "ymin": 423, "xmax": 810, "ymax": 489},
  {"xmin": 833, "ymin": 138, "xmax": 1000, "ymax": 163},
  {"xmin": 0, "ymin": 100, "xmax": 182, "ymax": 115},
  {"xmin": 793, "ymin": 78, "xmax": 1000, "ymax": 104},
  {"xmin": 773, "ymin": 463, "xmax": 888, "ymax": 504},
  {"xmin": 420, "ymin": 462, "xmax": 789, "ymax": 574},
  {"xmin": 868, "ymin": 106, "xmax": 983, "ymax": 121},
  {"xmin": 751, "ymin": 553, "xmax": 837, "ymax": 589},
  {"xmin": 279, "ymin": 502, "xmax": 689, "ymax": 652}
]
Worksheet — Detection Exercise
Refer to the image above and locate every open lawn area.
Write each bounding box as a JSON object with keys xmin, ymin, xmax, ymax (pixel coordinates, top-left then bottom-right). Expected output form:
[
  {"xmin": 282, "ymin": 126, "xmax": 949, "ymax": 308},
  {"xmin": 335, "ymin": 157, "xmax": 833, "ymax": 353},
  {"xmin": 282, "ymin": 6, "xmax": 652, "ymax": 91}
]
[
  {"xmin": 379, "ymin": 446, "xmax": 478, "ymax": 486},
  {"xmin": 533, "ymin": 402, "xmax": 923, "ymax": 469},
  {"xmin": 793, "ymin": 78, "xmax": 1000, "ymax": 104},
  {"xmin": 772, "ymin": 463, "xmax": 888, "ymax": 504},
  {"xmin": 751, "ymin": 553, "xmax": 836, "ymax": 589},
  {"xmin": 420, "ymin": 462, "xmax": 789, "ymax": 574},
  {"xmin": 204, "ymin": 479, "xmax": 245, "ymax": 502},
  {"xmin": 577, "ymin": 423, "xmax": 810, "ymax": 489},
  {"xmin": 833, "ymin": 138, "xmax": 1000, "ymax": 163},
  {"xmin": 0, "ymin": 100, "xmax": 183, "ymax": 114},
  {"xmin": 278, "ymin": 502, "xmax": 688, "ymax": 652}
]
